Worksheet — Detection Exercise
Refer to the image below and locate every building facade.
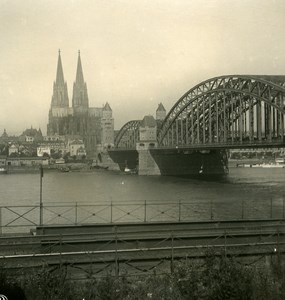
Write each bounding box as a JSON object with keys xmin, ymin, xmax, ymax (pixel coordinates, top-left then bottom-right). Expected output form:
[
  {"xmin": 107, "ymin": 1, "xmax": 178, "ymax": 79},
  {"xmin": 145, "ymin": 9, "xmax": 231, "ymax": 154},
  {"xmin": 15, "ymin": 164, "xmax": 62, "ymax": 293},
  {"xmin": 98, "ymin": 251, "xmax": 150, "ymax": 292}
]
[{"xmin": 47, "ymin": 50, "xmax": 114, "ymax": 156}]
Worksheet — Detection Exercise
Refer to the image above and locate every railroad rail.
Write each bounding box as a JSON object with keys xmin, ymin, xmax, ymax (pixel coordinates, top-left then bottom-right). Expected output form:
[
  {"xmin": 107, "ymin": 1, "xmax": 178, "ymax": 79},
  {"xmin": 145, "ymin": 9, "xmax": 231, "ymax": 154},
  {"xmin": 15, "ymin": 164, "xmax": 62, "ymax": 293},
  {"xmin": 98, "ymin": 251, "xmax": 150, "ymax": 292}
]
[{"xmin": 0, "ymin": 219, "xmax": 284, "ymax": 278}]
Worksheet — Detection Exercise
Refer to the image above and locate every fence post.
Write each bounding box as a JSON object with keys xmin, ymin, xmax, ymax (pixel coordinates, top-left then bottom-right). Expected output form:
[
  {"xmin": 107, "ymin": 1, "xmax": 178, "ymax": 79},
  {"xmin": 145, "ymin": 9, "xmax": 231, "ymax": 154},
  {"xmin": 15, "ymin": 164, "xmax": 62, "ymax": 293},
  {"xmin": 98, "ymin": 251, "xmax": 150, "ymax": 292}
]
[
  {"xmin": 39, "ymin": 165, "xmax": 43, "ymax": 226},
  {"xmin": 40, "ymin": 203, "xmax": 43, "ymax": 226},
  {"xmin": 171, "ymin": 231, "xmax": 174, "ymax": 273},
  {"xmin": 224, "ymin": 230, "xmax": 227, "ymax": 257},
  {"xmin": 59, "ymin": 234, "xmax": 62, "ymax": 266},
  {"xmin": 75, "ymin": 202, "xmax": 78, "ymax": 225},
  {"xmin": 110, "ymin": 201, "xmax": 113, "ymax": 223},
  {"xmin": 178, "ymin": 200, "xmax": 181, "ymax": 222},
  {"xmin": 277, "ymin": 229, "xmax": 280, "ymax": 262},
  {"xmin": 115, "ymin": 226, "xmax": 119, "ymax": 278},
  {"xmin": 0, "ymin": 207, "xmax": 2, "ymax": 235},
  {"xmin": 144, "ymin": 200, "xmax": 147, "ymax": 222}
]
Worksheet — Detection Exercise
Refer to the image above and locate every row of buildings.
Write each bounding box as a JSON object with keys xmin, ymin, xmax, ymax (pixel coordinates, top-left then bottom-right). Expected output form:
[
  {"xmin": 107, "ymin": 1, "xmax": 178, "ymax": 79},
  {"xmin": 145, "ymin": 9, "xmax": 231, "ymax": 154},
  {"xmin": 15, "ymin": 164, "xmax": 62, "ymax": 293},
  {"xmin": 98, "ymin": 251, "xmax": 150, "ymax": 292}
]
[{"xmin": 0, "ymin": 128, "xmax": 86, "ymax": 159}]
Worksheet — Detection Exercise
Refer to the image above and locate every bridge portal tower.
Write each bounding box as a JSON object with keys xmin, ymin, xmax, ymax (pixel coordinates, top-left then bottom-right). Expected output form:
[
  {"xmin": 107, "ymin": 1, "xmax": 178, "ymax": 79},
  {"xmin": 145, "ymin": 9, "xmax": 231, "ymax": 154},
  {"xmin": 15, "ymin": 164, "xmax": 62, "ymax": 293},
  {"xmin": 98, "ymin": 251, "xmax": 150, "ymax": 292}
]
[{"xmin": 136, "ymin": 115, "xmax": 160, "ymax": 175}]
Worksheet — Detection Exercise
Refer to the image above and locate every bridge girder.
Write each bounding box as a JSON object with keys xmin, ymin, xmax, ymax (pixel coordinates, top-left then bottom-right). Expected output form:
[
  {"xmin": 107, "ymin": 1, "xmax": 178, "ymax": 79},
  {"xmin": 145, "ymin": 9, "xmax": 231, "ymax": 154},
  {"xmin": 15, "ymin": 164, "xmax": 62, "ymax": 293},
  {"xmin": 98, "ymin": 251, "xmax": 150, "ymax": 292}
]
[
  {"xmin": 158, "ymin": 75, "xmax": 285, "ymax": 147},
  {"xmin": 115, "ymin": 120, "xmax": 141, "ymax": 148}
]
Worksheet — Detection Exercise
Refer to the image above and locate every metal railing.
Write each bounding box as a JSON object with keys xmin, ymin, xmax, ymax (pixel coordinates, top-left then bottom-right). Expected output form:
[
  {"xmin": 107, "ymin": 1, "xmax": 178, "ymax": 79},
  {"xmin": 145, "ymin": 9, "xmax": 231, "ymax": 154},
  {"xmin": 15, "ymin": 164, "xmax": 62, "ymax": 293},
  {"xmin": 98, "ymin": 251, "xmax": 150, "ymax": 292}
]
[
  {"xmin": 1, "ymin": 228, "xmax": 284, "ymax": 279},
  {"xmin": 0, "ymin": 198, "xmax": 284, "ymax": 234}
]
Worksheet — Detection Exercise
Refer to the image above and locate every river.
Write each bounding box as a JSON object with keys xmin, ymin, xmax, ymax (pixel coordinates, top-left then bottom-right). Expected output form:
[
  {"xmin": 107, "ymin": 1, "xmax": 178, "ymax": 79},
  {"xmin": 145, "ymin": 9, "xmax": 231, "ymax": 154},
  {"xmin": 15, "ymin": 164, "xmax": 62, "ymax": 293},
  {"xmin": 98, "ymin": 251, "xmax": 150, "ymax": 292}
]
[
  {"xmin": 0, "ymin": 168, "xmax": 285, "ymax": 205},
  {"xmin": 0, "ymin": 167, "xmax": 284, "ymax": 233},
  {"xmin": 1, "ymin": 167, "xmax": 285, "ymax": 205}
]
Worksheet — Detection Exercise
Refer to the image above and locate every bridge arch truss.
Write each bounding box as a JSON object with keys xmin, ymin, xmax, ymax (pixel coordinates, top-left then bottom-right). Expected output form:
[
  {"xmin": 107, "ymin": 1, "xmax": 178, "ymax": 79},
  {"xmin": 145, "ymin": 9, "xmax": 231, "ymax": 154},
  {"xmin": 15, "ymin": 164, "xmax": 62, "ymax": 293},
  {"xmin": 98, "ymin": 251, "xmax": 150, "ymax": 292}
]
[
  {"xmin": 114, "ymin": 120, "xmax": 141, "ymax": 148},
  {"xmin": 158, "ymin": 75, "xmax": 285, "ymax": 147}
]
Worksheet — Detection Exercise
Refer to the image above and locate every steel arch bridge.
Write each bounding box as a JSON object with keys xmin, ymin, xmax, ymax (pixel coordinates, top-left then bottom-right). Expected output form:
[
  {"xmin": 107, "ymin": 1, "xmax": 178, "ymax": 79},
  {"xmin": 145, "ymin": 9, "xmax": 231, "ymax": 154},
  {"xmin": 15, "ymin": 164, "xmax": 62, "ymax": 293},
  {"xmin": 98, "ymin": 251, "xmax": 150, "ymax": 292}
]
[
  {"xmin": 115, "ymin": 75, "xmax": 285, "ymax": 150},
  {"xmin": 157, "ymin": 75, "xmax": 285, "ymax": 149},
  {"xmin": 110, "ymin": 75, "xmax": 285, "ymax": 175},
  {"xmin": 114, "ymin": 120, "xmax": 141, "ymax": 148}
]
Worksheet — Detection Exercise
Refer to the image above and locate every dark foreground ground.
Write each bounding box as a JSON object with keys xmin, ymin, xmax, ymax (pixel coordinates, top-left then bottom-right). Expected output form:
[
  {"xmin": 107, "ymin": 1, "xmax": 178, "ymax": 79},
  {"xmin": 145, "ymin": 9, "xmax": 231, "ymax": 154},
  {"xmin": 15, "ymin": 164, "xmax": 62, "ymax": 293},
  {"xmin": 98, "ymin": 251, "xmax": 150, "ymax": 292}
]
[{"xmin": 0, "ymin": 250, "xmax": 284, "ymax": 300}]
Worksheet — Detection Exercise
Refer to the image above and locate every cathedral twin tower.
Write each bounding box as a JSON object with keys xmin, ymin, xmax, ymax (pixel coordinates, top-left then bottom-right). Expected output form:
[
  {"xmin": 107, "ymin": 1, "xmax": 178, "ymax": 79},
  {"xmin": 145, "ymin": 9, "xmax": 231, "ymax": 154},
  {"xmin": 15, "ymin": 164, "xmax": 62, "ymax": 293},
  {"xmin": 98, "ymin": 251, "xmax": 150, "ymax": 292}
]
[{"xmin": 47, "ymin": 50, "xmax": 114, "ymax": 155}]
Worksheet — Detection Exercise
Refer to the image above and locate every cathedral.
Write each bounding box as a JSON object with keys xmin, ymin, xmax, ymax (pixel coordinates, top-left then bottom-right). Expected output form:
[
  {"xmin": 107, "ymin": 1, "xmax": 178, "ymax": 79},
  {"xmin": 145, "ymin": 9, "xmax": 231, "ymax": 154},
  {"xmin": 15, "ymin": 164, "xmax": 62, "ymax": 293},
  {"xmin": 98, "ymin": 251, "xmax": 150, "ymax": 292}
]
[{"xmin": 47, "ymin": 50, "xmax": 114, "ymax": 156}]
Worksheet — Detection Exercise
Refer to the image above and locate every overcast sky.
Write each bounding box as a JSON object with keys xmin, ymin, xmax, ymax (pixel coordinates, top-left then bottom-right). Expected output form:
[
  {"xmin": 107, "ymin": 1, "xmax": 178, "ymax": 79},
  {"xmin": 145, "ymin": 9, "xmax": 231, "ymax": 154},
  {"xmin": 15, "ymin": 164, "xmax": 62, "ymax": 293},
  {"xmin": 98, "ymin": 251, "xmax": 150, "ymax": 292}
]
[{"xmin": 1, "ymin": 0, "xmax": 285, "ymax": 135}]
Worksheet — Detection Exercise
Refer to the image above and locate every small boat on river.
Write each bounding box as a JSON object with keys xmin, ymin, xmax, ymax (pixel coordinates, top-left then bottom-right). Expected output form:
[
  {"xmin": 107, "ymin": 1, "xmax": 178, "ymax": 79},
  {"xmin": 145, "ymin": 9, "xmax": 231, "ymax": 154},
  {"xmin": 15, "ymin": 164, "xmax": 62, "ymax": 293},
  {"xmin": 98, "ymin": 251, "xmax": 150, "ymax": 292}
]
[
  {"xmin": 124, "ymin": 167, "xmax": 138, "ymax": 174},
  {"xmin": 59, "ymin": 166, "xmax": 70, "ymax": 172},
  {"xmin": 241, "ymin": 159, "xmax": 285, "ymax": 168},
  {"xmin": 90, "ymin": 164, "xmax": 109, "ymax": 170},
  {"xmin": 260, "ymin": 163, "xmax": 284, "ymax": 168}
]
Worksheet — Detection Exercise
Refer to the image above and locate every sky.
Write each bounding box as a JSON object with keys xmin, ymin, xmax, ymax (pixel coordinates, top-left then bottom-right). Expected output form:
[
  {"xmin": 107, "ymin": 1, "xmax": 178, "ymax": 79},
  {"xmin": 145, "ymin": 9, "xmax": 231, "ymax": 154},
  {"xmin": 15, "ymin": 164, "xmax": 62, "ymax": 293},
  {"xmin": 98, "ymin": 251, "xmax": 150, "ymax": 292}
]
[{"xmin": 1, "ymin": 0, "xmax": 285, "ymax": 135}]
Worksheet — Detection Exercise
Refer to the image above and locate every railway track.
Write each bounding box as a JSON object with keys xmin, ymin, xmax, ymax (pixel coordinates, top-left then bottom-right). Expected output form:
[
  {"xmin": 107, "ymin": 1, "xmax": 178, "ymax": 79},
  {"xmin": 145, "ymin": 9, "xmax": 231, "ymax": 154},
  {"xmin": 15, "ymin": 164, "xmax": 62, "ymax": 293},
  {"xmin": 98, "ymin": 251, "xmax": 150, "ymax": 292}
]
[
  {"xmin": 0, "ymin": 219, "xmax": 283, "ymax": 277},
  {"xmin": 0, "ymin": 219, "xmax": 283, "ymax": 253},
  {"xmin": 1, "ymin": 240, "xmax": 284, "ymax": 278}
]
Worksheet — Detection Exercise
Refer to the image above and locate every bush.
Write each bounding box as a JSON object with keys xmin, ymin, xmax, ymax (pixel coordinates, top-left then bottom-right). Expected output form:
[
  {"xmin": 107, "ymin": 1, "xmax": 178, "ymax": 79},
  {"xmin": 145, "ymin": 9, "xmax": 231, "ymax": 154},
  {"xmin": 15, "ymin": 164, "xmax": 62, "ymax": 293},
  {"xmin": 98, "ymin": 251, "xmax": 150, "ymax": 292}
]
[
  {"xmin": 1, "ymin": 252, "xmax": 284, "ymax": 300},
  {"xmin": 0, "ymin": 268, "xmax": 27, "ymax": 299},
  {"xmin": 21, "ymin": 265, "xmax": 79, "ymax": 300}
]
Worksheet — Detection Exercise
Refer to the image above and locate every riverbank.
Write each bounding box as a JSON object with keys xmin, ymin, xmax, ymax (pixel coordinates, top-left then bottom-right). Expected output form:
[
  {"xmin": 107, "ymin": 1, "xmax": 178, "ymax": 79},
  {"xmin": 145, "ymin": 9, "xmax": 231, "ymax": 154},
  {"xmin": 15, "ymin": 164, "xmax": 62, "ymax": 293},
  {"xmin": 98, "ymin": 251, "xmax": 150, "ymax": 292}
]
[{"xmin": 3, "ymin": 161, "xmax": 120, "ymax": 174}]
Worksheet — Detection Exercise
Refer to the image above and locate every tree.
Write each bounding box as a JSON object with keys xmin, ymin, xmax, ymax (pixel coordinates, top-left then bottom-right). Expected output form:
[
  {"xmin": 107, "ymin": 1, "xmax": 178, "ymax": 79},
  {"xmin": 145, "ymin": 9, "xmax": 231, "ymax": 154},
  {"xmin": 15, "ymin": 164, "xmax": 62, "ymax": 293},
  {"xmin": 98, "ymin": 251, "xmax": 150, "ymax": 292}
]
[
  {"xmin": 63, "ymin": 152, "xmax": 70, "ymax": 163},
  {"xmin": 9, "ymin": 152, "xmax": 19, "ymax": 157}
]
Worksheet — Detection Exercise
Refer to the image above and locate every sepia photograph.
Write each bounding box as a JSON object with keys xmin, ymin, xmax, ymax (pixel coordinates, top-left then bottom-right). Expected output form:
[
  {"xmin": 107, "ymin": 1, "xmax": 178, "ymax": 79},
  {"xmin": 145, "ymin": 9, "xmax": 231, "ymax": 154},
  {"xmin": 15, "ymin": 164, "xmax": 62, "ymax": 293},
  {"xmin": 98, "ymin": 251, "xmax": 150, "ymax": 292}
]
[{"xmin": 0, "ymin": 0, "xmax": 284, "ymax": 299}]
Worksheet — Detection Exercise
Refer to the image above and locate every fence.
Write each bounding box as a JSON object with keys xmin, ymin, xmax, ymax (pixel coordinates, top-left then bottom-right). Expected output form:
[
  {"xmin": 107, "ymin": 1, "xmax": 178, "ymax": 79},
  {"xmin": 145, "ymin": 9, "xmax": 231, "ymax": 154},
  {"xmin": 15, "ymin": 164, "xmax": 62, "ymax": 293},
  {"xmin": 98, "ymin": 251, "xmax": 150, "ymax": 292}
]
[
  {"xmin": 1, "ymin": 228, "xmax": 284, "ymax": 279},
  {"xmin": 0, "ymin": 197, "xmax": 284, "ymax": 234},
  {"xmin": 46, "ymin": 229, "xmax": 285, "ymax": 278}
]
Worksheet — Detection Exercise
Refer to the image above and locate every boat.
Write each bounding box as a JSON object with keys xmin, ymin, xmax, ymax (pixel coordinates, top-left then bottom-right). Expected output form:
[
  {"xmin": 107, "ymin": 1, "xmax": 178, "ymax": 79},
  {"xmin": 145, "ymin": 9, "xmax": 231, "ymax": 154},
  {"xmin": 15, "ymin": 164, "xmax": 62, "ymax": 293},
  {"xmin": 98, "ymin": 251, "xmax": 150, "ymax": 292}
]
[
  {"xmin": 251, "ymin": 160, "xmax": 285, "ymax": 168},
  {"xmin": 261, "ymin": 159, "xmax": 284, "ymax": 168},
  {"xmin": 59, "ymin": 166, "xmax": 70, "ymax": 172},
  {"xmin": 237, "ymin": 158, "xmax": 285, "ymax": 168},
  {"xmin": 0, "ymin": 167, "xmax": 8, "ymax": 174},
  {"xmin": 92, "ymin": 165, "xmax": 109, "ymax": 170},
  {"xmin": 236, "ymin": 164, "xmax": 252, "ymax": 168},
  {"xmin": 124, "ymin": 167, "xmax": 137, "ymax": 174},
  {"xmin": 261, "ymin": 163, "xmax": 284, "ymax": 168}
]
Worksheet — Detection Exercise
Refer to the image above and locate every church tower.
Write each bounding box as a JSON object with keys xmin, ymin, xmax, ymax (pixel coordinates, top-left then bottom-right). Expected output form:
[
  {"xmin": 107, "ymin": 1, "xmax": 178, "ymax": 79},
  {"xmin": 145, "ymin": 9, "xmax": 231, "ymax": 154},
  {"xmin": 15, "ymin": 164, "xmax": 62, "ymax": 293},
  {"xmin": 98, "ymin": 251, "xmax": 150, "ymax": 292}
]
[
  {"xmin": 46, "ymin": 50, "xmax": 115, "ymax": 157},
  {"xmin": 72, "ymin": 51, "xmax": 89, "ymax": 113},
  {"xmin": 47, "ymin": 50, "xmax": 70, "ymax": 135},
  {"xmin": 51, "ymin": 50, "xmax": 69, "ymax": 108}
]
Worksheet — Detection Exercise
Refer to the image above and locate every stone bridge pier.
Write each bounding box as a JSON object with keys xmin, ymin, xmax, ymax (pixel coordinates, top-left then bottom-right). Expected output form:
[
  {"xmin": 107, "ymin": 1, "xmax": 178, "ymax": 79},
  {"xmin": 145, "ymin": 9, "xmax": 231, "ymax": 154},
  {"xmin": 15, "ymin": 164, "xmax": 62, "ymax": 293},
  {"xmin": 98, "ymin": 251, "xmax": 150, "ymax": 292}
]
[{"xmin": 136, "ymin": 146, "xmax": 160, "ymax": 175}]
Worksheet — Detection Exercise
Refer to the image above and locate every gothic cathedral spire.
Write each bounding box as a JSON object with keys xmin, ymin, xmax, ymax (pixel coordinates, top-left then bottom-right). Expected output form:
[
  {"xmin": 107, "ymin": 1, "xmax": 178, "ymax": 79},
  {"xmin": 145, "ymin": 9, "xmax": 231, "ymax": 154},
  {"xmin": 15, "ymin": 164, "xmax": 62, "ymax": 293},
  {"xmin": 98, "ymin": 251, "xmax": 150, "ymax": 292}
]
[
  {"xmin": 72, "ymin": 50, "xmax": 89, "ymax": 111},
  {"xmin": 75, "ymin": 50, "xmax": 84, "ymax": 84},
  {"xmin": 51, "ymin": 49, "xmax": 69, "ymax": 107},
  {"xmin": 47, "ymin": 50, "xmax": 70, "ymax": 135},
  {"xmin": 56, "ymin": 49, "xmax": 64, "ymax": 85}
]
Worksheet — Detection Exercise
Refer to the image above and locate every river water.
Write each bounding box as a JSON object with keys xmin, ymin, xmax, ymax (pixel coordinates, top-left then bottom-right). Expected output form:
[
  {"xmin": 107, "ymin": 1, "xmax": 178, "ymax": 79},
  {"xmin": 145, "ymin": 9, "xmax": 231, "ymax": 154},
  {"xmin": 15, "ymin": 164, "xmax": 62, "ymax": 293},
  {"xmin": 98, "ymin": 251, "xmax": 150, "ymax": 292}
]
[
  {"xmin": 1, "ymin": 167, "xmax": 285, "ymax": 205},
  {"xmin": 0, "ymin": 168, "xmax": 285, "ymax": 205},
  {"xmin": 0, "ymin": 167, "xmax": 284, "ymax": 232}
]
